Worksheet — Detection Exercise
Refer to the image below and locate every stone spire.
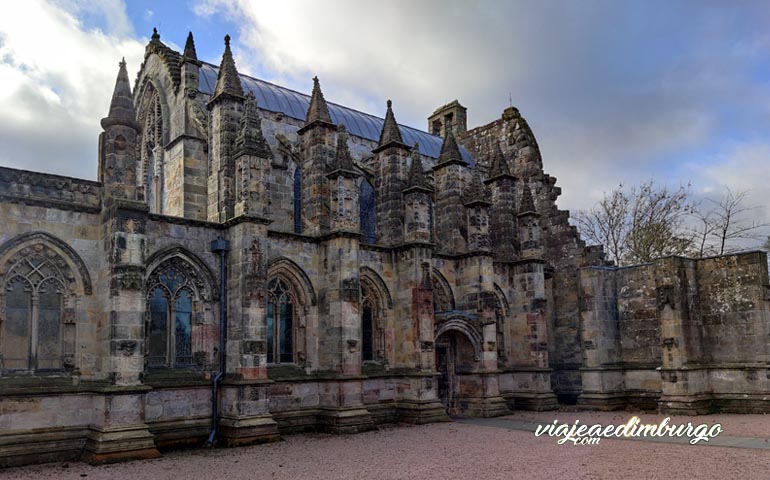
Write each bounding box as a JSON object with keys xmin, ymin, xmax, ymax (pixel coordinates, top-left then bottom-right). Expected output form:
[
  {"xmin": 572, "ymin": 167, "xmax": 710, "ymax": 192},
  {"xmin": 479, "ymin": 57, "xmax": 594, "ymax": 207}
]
[
  {"xmin": 183, "ymin": 31, "xmax": 198, "ymax": 61},
  {"xmin": 235, "ymin": 92, "xmax": 271, "ymax": 158},
  {"xmin": 330, "ymin": 125, "xmax": 355, "ymax": 172},
  {"xmin": 519, "ymin": 182, "xmax": 537, "ymax": 214},
  {"xmin": 437, "ymin": 127, "xmax": 466, "ymax": 167},
  {"xmin": 101, "ymin": 58, "xmax": 138, "ymax": 130},
  {"xmin": 213, "ymin": 34, "xmax": 244, "ymax": 99},
  {"xmin": 378, "ymin": 100, "xmax": 405, "ymax": 147},
  {"xmin": 463, "ymin": 169, "xmax": 491, "ymax": 206},
  {"xmin": 305, "ymin": 76, "xmax": 333, "ymax": 125},
  {"xmin": 406, "ymin": 143, "xmax": 430, "ymax": 190},
  {"xmin": 488, "ymin": 141, "xmax": 512, "ymax": 179}
]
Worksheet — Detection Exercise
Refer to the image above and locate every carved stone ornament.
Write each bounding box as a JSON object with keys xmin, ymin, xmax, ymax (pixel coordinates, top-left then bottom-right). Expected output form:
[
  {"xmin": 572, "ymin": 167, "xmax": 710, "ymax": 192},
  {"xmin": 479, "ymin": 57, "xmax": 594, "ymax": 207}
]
[{"xmin": 117, "ymin": 340, "xmax": 138, "ymax": 357}]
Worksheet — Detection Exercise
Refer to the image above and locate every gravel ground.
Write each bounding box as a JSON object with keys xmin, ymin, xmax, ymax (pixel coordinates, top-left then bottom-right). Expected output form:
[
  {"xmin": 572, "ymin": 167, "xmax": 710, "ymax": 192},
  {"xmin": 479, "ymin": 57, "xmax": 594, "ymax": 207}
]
[
  {"xmin": 3, "ymin": 412, "xmax": 770, "ymax": 480},
  {"xmin": 512, "ymin": 409, "xmax": 770, "ymax": 439}
]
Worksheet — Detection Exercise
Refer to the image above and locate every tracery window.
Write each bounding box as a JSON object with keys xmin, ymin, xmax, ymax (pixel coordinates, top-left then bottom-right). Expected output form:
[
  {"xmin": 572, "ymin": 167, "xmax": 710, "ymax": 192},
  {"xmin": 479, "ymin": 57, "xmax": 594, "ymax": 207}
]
[
  {"xmin": 138, "ymin": 82, "xmax": 164, "ymax": 213},
  {"xmin": 267, "ymin": 278, "xmax": 295, "ymax": 363},
  {"xmin": 146, "ymin": 262, "xmax": 197, "ymax": 368},
  {"xmin": 1, "ymin": 250, "xmax": 66, "ymax": 371}
]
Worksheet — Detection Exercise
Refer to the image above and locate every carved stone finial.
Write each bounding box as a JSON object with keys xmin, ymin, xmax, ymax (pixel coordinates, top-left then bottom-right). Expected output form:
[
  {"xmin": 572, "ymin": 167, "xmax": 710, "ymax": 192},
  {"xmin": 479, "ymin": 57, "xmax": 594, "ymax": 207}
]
[
  {"xmin": 437, "ymin": 126, "xmax": 465, "ymax": 167},
  {"xmin": 405, "ymin": 143, "xmax": 430, "ymax": 191},
  {"xmin": 304, "ymin": 76, "xmax": 332, "ymax": 125},
  {"xmin": 463, "ymin": 169, "xmax": 491, "ymax": 206},
  {"xmin": 488, "ymin": 141, "xmax": 512, "ymax": 179},
  {"xmin": 519, "ymin": 182, "xmax": 537, "ymax": 215},
  {"xmin": 331, "ymin": 125, "xmax": 355, "ymax": 172},
  {"xmin": 235, "ymin": 91, "xmax": 271, "ymax": 158},
  {"xmin": 101, "ymin": 58, "xmax": 137, "ymax": 130},
  {"xmin": 378, "ymin": 99, "xmax": 404, "ymax": 147},
  {"xmin": 212, "ymin": 34, "xmax": 244, "ymax": 99},
  {"xmin": 184, "ymin": 31, "xmax": 198, "ymax": 60}
]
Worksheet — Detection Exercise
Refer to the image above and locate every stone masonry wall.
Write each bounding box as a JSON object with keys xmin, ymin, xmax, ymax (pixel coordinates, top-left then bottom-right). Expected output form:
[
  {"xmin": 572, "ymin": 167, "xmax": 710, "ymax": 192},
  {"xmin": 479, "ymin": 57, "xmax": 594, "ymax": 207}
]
[
  {"xmin": 458, "ymin": 108, "xmax": 603, "ymax": 401},
  {"xmin": 698, "ymin": 252, "xmax": 770, "ymax": 366}
]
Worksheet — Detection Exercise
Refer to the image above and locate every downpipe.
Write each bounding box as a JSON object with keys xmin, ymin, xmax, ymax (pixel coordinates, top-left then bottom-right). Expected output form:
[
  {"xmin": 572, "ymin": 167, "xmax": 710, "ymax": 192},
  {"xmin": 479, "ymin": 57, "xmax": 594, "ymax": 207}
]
[{"xmin": 206, "ymin": 236, "xmax": 229, "ymax": 447}]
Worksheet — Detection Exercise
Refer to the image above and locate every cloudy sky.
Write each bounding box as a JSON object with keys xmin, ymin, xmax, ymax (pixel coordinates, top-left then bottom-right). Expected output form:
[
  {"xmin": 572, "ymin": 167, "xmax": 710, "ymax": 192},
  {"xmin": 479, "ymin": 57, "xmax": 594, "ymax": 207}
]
[{"xmin": 2, "ymin": 0, "xmax": 770, "ymax": 238}]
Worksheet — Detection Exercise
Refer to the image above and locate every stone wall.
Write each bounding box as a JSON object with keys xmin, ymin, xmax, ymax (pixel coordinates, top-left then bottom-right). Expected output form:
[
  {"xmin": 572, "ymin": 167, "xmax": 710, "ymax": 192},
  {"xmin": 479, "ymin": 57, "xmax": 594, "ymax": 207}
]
[
  {"xmin": 0, "ymin": 167, "xmax": 101, "ymax": 213},
  {"xmin": 578, "ymin": 252, "xmax": 770, "ymax": 413},
  {"xmin": 458, "ymin": 108, "xmax": 602, "ymax": 402}
]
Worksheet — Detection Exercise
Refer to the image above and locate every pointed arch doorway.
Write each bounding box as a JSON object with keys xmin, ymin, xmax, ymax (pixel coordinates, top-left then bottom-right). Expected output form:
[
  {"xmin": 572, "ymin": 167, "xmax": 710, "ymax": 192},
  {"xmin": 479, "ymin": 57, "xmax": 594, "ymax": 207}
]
[{"xmin": 434, "ymin": 318, "xmax": 482, "ymax": 416}]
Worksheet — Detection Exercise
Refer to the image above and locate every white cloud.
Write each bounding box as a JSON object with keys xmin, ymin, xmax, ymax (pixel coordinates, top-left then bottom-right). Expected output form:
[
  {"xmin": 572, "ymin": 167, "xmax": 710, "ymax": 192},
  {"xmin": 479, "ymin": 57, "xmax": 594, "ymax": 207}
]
[
  {"xmin": 0, "ymin": 0, "xmax": 144, "ymax": 179},
  {"xmin": 193, "ymin": 0, "xmax": 755, "ymax": 217},
  {"xmin": 0, "ymin": 0, "xmax": 767, "ymax": 245}
]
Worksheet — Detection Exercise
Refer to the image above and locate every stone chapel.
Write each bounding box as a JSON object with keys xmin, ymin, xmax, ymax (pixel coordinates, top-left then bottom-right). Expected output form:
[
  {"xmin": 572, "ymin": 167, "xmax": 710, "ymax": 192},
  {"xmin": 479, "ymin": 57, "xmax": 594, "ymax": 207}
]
[{"xmin": 1, "ymin": 31, "xmax": 768, "ymax": 466}]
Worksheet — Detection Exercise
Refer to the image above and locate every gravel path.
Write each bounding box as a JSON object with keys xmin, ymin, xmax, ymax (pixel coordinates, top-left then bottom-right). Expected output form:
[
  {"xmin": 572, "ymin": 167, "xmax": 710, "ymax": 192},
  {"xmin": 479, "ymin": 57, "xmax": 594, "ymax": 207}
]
[
  {"xmin": 3, "ymin": 412, "xmax": 770, "ymax": 480},
  {"xmin": 511, "ymin": 410, "xmax": 770, "ymax": 439}
]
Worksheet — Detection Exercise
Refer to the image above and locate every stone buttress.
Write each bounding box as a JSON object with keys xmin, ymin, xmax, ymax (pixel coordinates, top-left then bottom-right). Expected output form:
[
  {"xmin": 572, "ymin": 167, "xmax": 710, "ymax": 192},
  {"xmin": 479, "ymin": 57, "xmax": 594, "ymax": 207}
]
[{"xmin": 86, "ymin": 59, "xmax": 161, "ymax": 464}]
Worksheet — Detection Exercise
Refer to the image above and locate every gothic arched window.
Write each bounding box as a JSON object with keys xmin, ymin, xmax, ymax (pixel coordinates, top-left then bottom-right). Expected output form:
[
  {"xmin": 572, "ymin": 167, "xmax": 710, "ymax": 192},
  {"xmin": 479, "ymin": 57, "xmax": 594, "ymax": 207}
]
[
  {"xmin": 361, "ymin": 286, "xmax": 376, "ymax": 362},
  {"xmin": 360, "ymin": 275, "xmax": 388, "ymax": 362},
  {"xmin": 360, "ymin": 178, "xmax": 376, "ymax": 244},
  {"xmin": 146, "ymin": 262, "xmax": 198, "ymax": 368},
  {"xmin": 267, "ymin": 278, "xmax": 295, "ymax": 363},
  {"xmin": 1, "ymin": 251, "xmax": 66, "ymax": 371},
  {"xmin": 138, "ymin": 82, "xmax": 164, "ymax": 213}
]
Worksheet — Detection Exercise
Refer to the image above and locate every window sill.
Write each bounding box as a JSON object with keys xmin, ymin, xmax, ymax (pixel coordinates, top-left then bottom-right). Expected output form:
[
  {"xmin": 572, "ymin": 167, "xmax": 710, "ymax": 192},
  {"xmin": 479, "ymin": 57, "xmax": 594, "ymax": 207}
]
[
  {"xmin": 0, "ymin": 374, "xmax": 112, "ymax": 396},
  {"xmin": 267, "ymin": 364, "xmax": 310, "ymax": 381},
  {"xmin": 361, "ymin": 362, "xmax": 388, "ymax": 376},
  {"xmin": 143, "ymin": 368, "xmax": 210, "ymax": 388}
]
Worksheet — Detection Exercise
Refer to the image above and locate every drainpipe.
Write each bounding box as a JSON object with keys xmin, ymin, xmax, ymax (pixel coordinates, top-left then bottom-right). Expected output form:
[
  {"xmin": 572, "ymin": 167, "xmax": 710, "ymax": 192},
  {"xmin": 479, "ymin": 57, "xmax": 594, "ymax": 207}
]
[{"xmin": 206, "ymin": 236, "xmax": 229, "ymax": 447}]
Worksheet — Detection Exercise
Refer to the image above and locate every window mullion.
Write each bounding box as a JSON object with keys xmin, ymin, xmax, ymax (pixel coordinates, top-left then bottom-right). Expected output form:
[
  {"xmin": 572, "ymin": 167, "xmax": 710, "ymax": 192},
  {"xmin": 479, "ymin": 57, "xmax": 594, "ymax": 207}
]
[
  {"xmin": 167, "ymin": 299, "xmax": 174, "ymax": 367},
  {"xmin": 274, "ymin": 305, "xmax": 280, "ymax": 363},
  {"xmin": 30, "ymin": 292, "xmax": 39, "ymax": 371}
]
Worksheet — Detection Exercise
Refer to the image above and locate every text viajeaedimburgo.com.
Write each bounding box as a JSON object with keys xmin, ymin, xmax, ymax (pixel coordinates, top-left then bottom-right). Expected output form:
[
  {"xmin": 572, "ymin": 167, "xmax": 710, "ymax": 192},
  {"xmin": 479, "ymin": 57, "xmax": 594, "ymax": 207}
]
[{"xmin": 535, "ymin": 417, "xmax": 724, "ymax": 446}]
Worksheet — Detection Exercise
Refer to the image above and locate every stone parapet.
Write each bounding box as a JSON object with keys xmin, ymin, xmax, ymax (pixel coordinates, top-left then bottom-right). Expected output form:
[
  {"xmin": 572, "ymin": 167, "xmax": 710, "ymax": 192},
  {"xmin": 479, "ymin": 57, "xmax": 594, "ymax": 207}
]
[{"xmin": 0, "ymin": 167, "xmax": 101, "ymax": 212}]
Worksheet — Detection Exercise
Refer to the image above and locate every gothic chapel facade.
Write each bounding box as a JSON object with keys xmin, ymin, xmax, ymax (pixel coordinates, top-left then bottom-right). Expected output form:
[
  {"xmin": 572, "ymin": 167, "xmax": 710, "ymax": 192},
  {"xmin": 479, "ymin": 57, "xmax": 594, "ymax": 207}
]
[{"xmin": 1, "ymin": 32, "xmax": 769, "ymax": 466}]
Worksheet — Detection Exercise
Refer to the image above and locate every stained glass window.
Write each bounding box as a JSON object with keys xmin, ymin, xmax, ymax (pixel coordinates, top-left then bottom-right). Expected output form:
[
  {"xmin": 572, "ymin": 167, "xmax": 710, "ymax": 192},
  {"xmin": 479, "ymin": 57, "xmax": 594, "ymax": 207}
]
[
  {"xmin": 175, "ymin": 290, "xmax": 193, "ymax": 366},
  {"xmin": 37, "ymin": 280, "xmax": 63, "ymax": 371},
  {"xmin": 146, "ymin": 261, "xmax": 202, "ymax": 369},
  {"xmin": 1, "ymin": 251, "xmax": 66, "ymax": 372},
  {"xmin": 2, "ymin": 279, "xmax": 31, "ymax": 370}
]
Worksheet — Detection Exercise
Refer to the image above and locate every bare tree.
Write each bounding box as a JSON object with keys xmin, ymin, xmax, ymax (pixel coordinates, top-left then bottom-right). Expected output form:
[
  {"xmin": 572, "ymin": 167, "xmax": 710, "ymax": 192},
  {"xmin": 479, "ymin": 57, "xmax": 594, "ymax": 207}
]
[
  {"xmin": 691, "ymin": 188, "xmax": 767, "ymax": 257},
  {"xmin": 625, "ymin": 181, "xmax": 693, "ymax": 264},
  {"xmin": 575, "ymin": 180, "xmax": 693, "ymax": 266},
  {"xmin": 575, "ymin": 186, "xmax": 629, "ymax": 265}
]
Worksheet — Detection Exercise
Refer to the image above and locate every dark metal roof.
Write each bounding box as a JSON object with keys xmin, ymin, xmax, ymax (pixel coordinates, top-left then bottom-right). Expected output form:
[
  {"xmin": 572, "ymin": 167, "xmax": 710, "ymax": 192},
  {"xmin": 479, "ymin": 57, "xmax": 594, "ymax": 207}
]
[{"xmin": 199, "ymin": 62, "xmax": 473, "ymax": 163}]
